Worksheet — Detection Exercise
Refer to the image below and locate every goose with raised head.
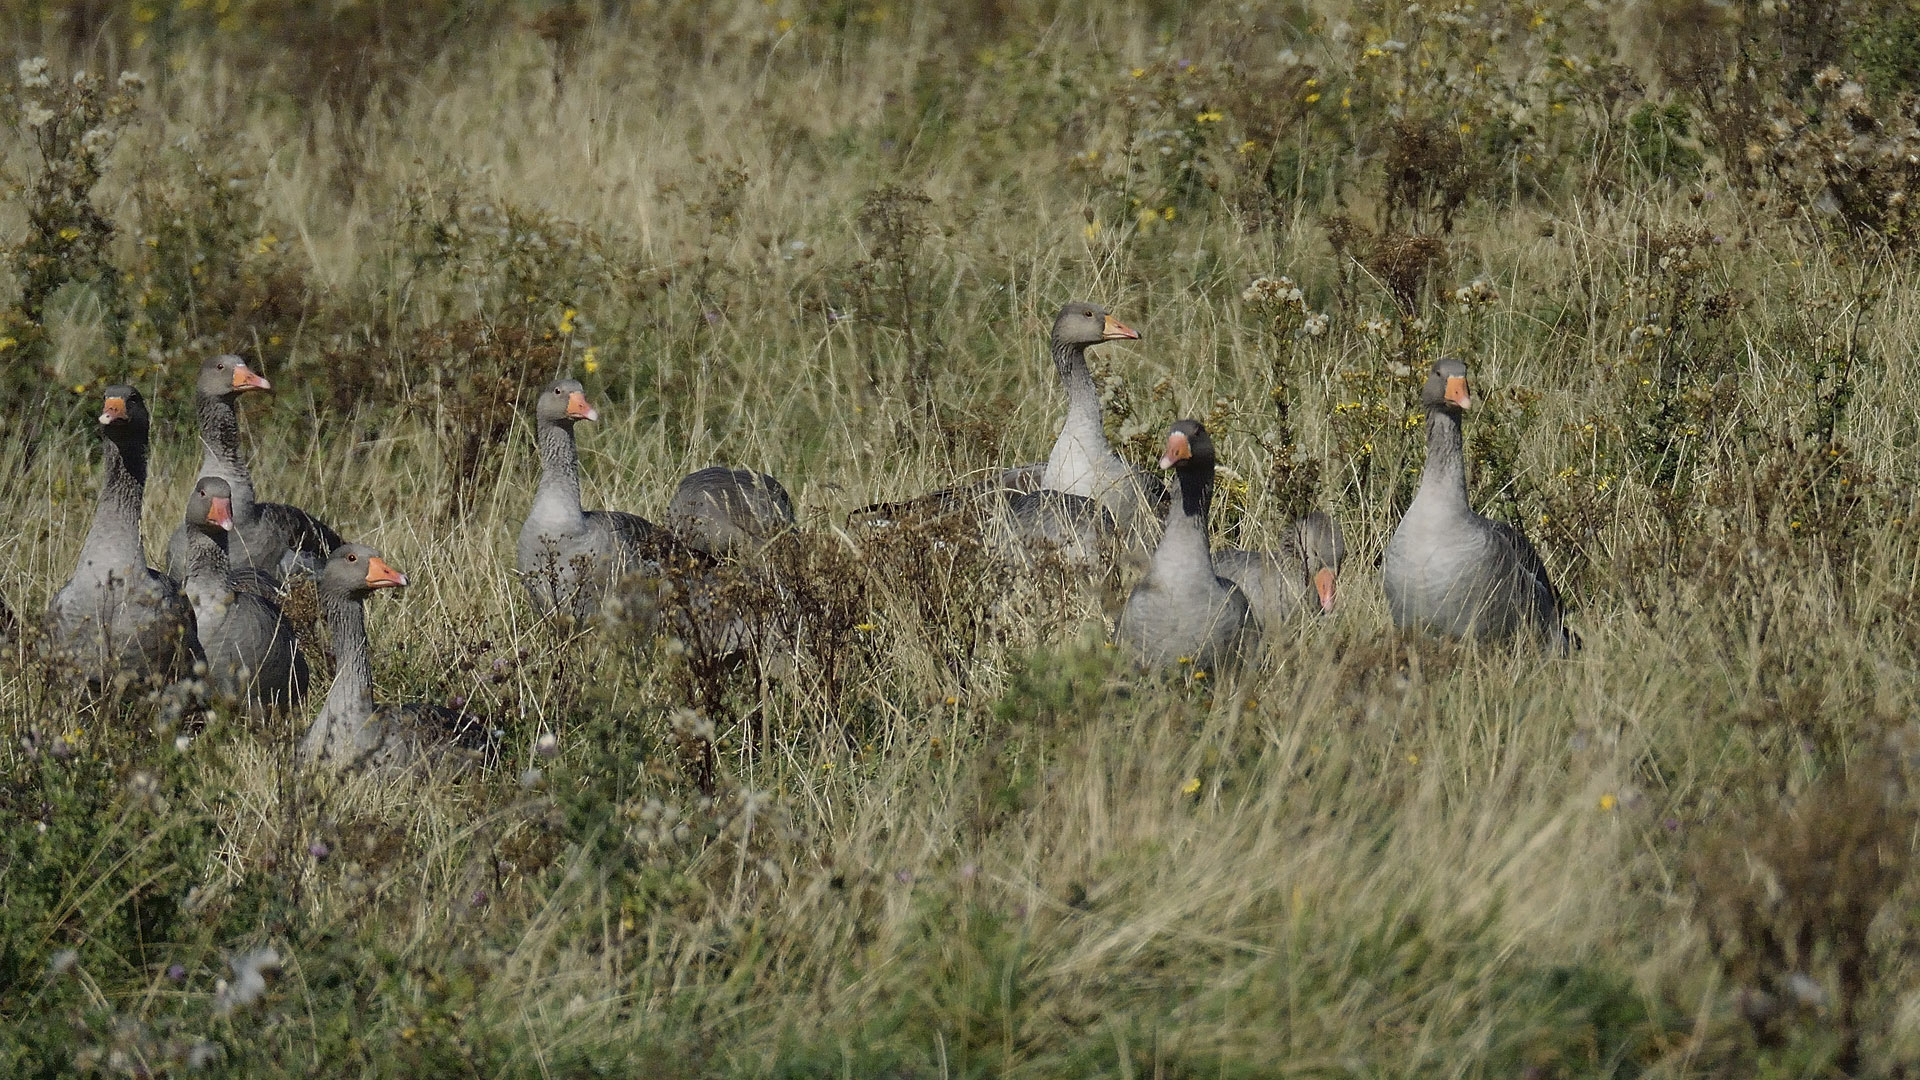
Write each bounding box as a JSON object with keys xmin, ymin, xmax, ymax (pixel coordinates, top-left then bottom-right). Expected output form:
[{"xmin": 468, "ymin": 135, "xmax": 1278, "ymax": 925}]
[
  {"xmin": 1383, "ymin": 356, "xmax": 1571, "ymax": 650},
  {"xmin": 518, "ymin": 379, "xmax": 677, "ymax": 620},
  {"xmin": 302, "ymin": 544, "xmax": 491, "ymax": 771},
  {"xmin": 1116, "ymin": 420, "xmax": 1256, "ymax": 674},
  {"xmin": 46, "ymin": 385, "xmax": 202, "ymax": 687},
  {"xmin": 1042, "ymin": 301, "xmax": 1167, "ymax": 555},
  {"xmin": 666, "ymin": 466, "xmax": 796, "ymax": 557},
  {"xmin": 178, "ymin": 477, "xmax": 309, "ymax": 708},
  {"xmin": 163, "ymin": 354, "xmax": 341, "ymax": 588},
  {"xmin": 1211, "ymin": 511, "xmax": 1347, "ymax": 632}
]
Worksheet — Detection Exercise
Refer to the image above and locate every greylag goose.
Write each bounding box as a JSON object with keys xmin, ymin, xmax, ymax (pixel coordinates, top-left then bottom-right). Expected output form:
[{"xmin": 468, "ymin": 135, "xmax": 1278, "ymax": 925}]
[
  {"xmin": 164, "ymin": 354, "xmax": 341, "ymax": 588},
  {"xmin": 1211, "ymin": 511, "xmax": 1347, "ymax": 631},
  {"xmin": 665, "ymin": 466, "xmax": 796, "ymax": 557},
  {"xmin": 518, "ymin": 379, "xmax": 677, "ymax": 620},
  {"xmin": 1042, "ymin": 301, "xmax": 1167, "ymax": 555},
  {"xmin": 45, "ymin": 385, "xmax": 202, "ymax": 687},
  {"xmin": 1383, "ymin": 356, "xmax": 1571, "ymax": 650},
  {"xmin": 178, "ymin": 477, "xmax": 310, "ymax": 708},
  {"xmin": 301, "ymin": 544, "xmax": 491, "ymax": 770},
  {"xmin": 1116, "ymin": 420, "xmax": 1257, "ymax": 674}
]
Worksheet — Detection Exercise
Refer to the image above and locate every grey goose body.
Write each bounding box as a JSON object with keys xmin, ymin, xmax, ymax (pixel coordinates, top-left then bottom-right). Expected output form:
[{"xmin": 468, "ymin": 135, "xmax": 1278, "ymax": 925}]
[
  {"xmin": 163, "ymin": 355, "xmax": 341, "ymax": 591},
  {"xmin": 666, "ymin": 466, "xmax": 796, "ymax": 557},
  {"xmin": 179, "ymin": 477, "xmax": 309, "ymax": 708},
  {"xmin": 1116, "ymin": 420, "xmax": 1256, "ymax": 674},
  {"xmin": 1040, "ymin": 302, "xmax": 1167, "ymax": 559},
  {"xmin": 1211, "ymin": 511, "xmax": 1346, "ymax": 633},
  {"xmin": 302, "ymin": 544, "xmax": 491, "ymax": 771},
  {"xmin": 1382, "ymin": 357, "xmax": 1569, "ymax": 650},
  {"xmin": 46, "ymin": 386, "xmax": 202, "ymax": 688}
]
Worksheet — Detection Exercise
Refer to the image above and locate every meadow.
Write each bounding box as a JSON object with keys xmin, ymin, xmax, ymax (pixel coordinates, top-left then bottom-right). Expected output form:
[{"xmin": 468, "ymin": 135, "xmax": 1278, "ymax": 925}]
[{"xmin": 3, "ymin": 0, "xmax": 1920, "ymax": 1075}]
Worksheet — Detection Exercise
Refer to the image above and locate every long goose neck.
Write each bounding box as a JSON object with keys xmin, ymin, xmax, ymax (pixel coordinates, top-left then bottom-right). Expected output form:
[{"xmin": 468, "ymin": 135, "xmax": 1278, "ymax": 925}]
[
  {"xmin": 80, "ymin": 433, "xmax": 149, "ymax": 573},
  {"xmin": 197, "ymin": 394, "xmax": 257, "ymax": 510},
  {"xmin": 534, "ymin": 420, "xmax": 585, "ymax": 521},
  {"xmin": 320, "ymin": 594, "xmax": 376, "ymax": 728},
  {"xmin": 1414, "ymin": 407, "xmax": 1469, "ymax": 509},
  {"xmin": 1155, "ymin": 463, "xmax": 1218, "ymax": 581},
  {"xmin": 1053, "ymin": 340, "xmax": 1108, "ymax": 449},
  {"xmin": 181, "ymin": 529, "xmax": 234, "ymax": 611}
]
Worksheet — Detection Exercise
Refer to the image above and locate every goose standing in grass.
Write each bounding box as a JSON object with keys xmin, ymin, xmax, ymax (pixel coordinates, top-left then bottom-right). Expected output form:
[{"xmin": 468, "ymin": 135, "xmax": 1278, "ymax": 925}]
[
  {"xmin": 1383, "ymin": 356, "xmax": 1571, "ymax": 651},
  {"xmin": 1212, "ymin": 511, "xmax": 1347, "ymax": 632},
  {"xmin": 518, "ymin": 379, "xmax": 675, "ymax": 620},
  {"xmin": 1117, "ymin": 420, "xmax": 1256, "ymax": 674},
  {"xmin": 1041, "ymin": 301, "xmax": 1167, "ymax": 556},
  {"xmin": 46, "ymin": 385, "xmax": 202, "ymax": 687},
  {"xmin": 665, "ymin": 466, "xmax": 796, "ymax": 557},
  {"xmin": 164, "ymin": 354, "xmax": 342, "ymax": 588},
  {"xmin": 302, "ymin": 544, "xmax": 491, "ymax": 770},
  {"xmin": 178, "ymin": 477, "xmax": 309, "ymax": 708}
]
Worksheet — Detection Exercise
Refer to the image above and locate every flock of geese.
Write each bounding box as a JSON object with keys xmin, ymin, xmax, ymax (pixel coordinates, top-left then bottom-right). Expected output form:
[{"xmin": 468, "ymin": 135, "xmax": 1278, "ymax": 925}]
[{"xmin": 16, "ymin": 301, "xmax": 1571, "ymax": 770}]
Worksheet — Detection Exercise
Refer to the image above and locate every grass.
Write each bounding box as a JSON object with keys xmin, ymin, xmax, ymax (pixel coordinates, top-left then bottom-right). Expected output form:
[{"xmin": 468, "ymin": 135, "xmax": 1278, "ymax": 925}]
[{"xmin": 3, "ymin": 1, "xmax": 1920, "ymax": 1076}]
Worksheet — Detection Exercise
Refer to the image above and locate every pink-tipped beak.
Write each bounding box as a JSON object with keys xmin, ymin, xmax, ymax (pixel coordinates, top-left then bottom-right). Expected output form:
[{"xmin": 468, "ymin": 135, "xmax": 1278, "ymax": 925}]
[
  {"xmin": 207, "ymin": 496, "xmax": 234, "ymax": 531},
  {"xmin": 365, "ymin": 556, "xmax": 409, "ymax": 590},
  {"xmin": 1314, "ymin": 566, "xmax": 1336, "ymax": 613},
  {"xmin": 1160, "ymin": 429, "xmax": 1192, "ymax": 470},
  {"xmin": 1444, "ymin": 376, "xmax": 1471, "ymax": 409},
  {"xmin": 567, "ymin": 391, "xmax": 599, "ymax": 422},
  {"xmin": 1102, "ymin": 314, "xmax": 1141, "ymax": 341},
  {"xmin": 232, "ymin": 363, "xmax": 271, "ymax": 392}
]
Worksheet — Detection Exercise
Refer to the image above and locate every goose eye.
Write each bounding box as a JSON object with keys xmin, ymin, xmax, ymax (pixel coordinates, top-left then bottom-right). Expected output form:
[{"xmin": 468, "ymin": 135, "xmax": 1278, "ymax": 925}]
[{"xmin": 346, "ymin": 553, "xmax": 358, "ymax": 562}]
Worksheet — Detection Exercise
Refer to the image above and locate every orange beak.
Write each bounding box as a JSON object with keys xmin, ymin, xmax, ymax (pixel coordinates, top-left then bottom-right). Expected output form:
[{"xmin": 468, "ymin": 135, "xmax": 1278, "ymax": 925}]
[
  {"xmin": 1314, "ymin": 566, "xmax": 1336, "ymax": 613},
  {"xmin": 364, "ymin": 556, "xmax": 409, "ymax": 590},
  {"xmin": 1444, "ymin": 376, "xmax": 1471, "ymax": 409},
  {"xmin": 566, "ymin": 391, "xmax": 599, "ymax": 422},
  {"xmin": 207, "ymin": 496, "xmax": 234, "ymax": 531},
  {"xmin": 99, "ymin": 397, "xmax": 127, "ymax": 425},
  {"xmin": 1160, "ymin": 429, "xmax": 1192, "ymax": 469},
  {"xmin": 231, "ymin": 363, "xmax": 271, "ymax": 392},
  {"xmin": 1101, "ymin": 314, "xmax": 1141, "ymax": 341}
]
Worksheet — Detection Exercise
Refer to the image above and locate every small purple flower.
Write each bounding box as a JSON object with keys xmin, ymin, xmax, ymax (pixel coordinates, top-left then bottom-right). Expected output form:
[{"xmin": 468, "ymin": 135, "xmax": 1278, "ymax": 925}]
[
  {"xmin": 1176, "ymin": 58, "xmax": 1193, "ymax": 69},
  {"xmin": 894, "ymin": 869, "xmax": 913, "ymax": 884},
  {"xmin": 1663, "ymin": 817, "xmax": 1681, "ymax": 832},
  {"xmin": 703, "ymin": 309, "xmax": 722, "ymax": 325},
  {"xmin": 959, "ymin": 863, "xmax": 978, "ymax": 882},
  {"xmin": 166, "ymin": 964, "xmax": 187, "ymax": 982},
  {"xmin": 470, "ymin": 889, "xmax": 488, "ymax": 907},
  {"xmin": 308, "ymin": 841, "xmax": 330, "ymax": 860}
]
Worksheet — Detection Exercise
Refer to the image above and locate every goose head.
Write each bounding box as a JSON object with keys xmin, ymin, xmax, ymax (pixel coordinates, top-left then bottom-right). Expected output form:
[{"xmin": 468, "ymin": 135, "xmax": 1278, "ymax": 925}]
[
  {"xmin": 197, "ymin": 354, "xmax": 272, "ymax": 400},
  {"xmin": 184, "ymin": 477, "xmax": 235, "ymax": 537},
  {"xmin": 1295, "ymin": 511, "xmax": 1346, "ymax": 613},
  {"xmin": 98, "ymin": 384, "xmax": 150, "ymax": 444},
  {"xmin": 1421, "ymin": 356, "xmax": 1472, "ymax": 413},
  {"xmin": 536, "ymin": 379, "xmax": 599, "ymax": 426},
  {"xmin": 1158, "ymin": 418, "xmax": 1216, "ymax": 473},
  {"xmin": 1052, "ymin": 301, "xmax": 1140, "ymax": 349},
  {"xmin": 319, "ymin": 543, "xmax": 409, "ymax": 603}
]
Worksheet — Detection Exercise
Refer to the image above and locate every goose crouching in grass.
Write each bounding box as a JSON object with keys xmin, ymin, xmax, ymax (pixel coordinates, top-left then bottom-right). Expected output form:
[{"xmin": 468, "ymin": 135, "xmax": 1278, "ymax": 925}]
[
  {"xmin": 1116, "ymin": 420, "xmax": 1257, "ymax": 675},
  {"xmin": 1383, "ymin": 356, "xmax": 1573, "ymax": 652},
  {"xmin": 46, "ymin": 385, "xmax": 203, "ymax": 690},
  {"xmin": 1041, "ymin": 301, "xmax": 1167, "ymax": 558},
  {"xmin": 164, "ymin": 354, "xmax": 341, "ymax": 590},
  {"xmin": 1211, "ymin": 511, "xmax": 1347, "ymax": 633},
  {"xmin": 301, "ymin": 544, "xmax": 492, "ymax": 771},
  {"xmin": 665, "ymin": 466, "xmax": 797, "ymax": 558},
  {"xmin": 518, "ymin": 379, "xmax": 680, "ymax": 621},
  {"xmin": 178, "ymin": 477, "xmax": 309, "ymax": 709}
]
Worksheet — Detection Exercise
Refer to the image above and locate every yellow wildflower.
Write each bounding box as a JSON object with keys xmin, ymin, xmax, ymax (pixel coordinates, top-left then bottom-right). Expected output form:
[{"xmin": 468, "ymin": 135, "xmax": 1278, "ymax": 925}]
[
  {"xmin": 1305, "ymin": 92, "xmax": 1321, "ymax": 104},
  {"xmin": 58, "ymin": 227, "xmax": 81, "ymax": 241},
  {"xmin": 1083, "ymin": 219, "xmax": 1101, "ymax": 240},
  {"xmin": 1238, "ymin": 140, "xmax": 1259, "ymax": 154},
  {"xmin": 558, "ymin": 307, "xmax": 577, "ymax": 335},
  {"xmin": 1181, "ymin": 778, "xmax": 1201, "ymax": 795},
  {"xmin": 1131, "ymin": 67, "xmax": 1146, "ymax": 79},
  {"xmin": 1598, "ymin": 793, "xmax": 1617, "ymax": 811},
  {"xmin": 1194, "ymin": 110, "xmax": 1222, "ymax": 124},
  {"xmin": 582, "ymin": 347, "xmax": 599, "ymax": 374},
  {"xmin": 1161, "ymin": 206, "xmax": 1175, "ymax": 221}
]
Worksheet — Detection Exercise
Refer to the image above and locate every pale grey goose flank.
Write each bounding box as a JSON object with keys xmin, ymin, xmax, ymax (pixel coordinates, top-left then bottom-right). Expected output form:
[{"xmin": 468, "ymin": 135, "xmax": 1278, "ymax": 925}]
[
  {"xmin": 1116, "ymin": 420, "xmax": 1257, "ymax": 674},
  {"xmin": 301, "ymin": 544, "xmax": 492, "ymax": 770},
  {"xmin": 665, "ymin": 466, "xmax": 796, "ymax": 557},
  {"xmin": 1211, "ymin": 511, "xmax": 1346, "ymax": 632},
  {"xmin": 179, "ymin": 477, "xmax": 309, "ymax": 708},
  {"xmin": 45, "ymin": 385, "xmax": 203, "ymax": 687},
  {"xmin": 164, "ymin": 354, "xmax": 342, "ymax": 589},
  {"xmin": 1383, "ymin": 356, "xmax": 1571, "ymax": 651},
  {"xmin": 1041, "ymin": 302, "xmax": 1168, "ymax": 556},
  {"xmin": 518, "ymin": 379, "xmax": 676, "ymax": 620}
]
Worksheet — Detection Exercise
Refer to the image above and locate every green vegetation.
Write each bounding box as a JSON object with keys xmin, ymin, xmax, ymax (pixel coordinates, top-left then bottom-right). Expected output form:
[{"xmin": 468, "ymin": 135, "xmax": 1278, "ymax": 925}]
[{"xmin": 4, "ymin": 0, "xmax": 1920, "ymax": 1075}]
